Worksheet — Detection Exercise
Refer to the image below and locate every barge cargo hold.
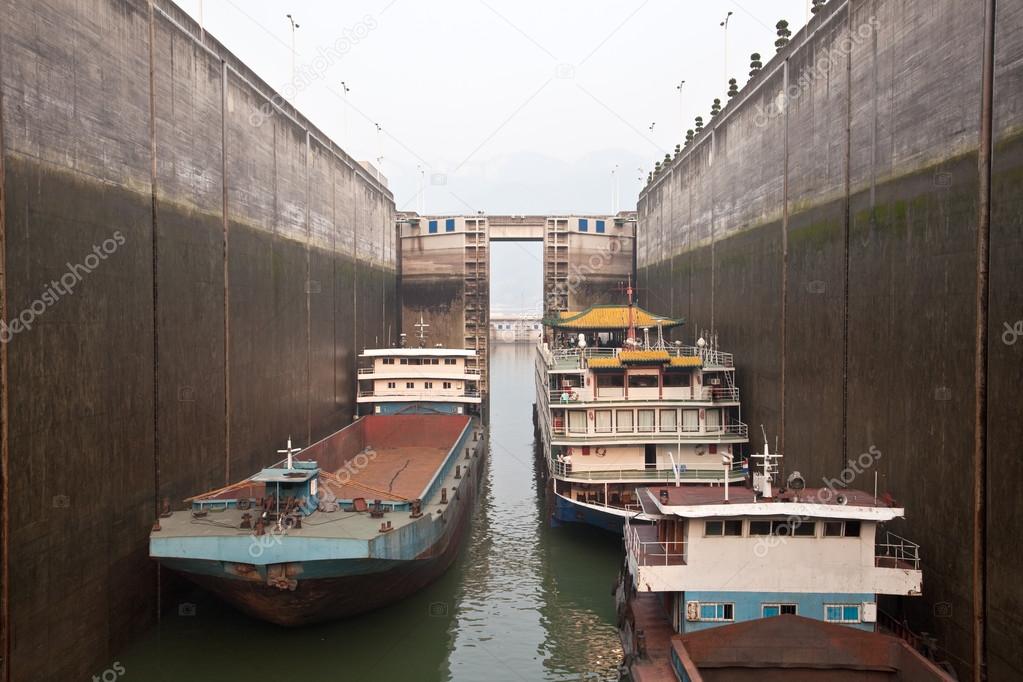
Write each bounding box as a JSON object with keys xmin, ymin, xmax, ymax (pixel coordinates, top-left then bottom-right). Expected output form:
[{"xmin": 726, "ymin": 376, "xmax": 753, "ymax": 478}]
[{"xmin": 150, "ymin": 412, "xmax": 486, "ymax": 626}]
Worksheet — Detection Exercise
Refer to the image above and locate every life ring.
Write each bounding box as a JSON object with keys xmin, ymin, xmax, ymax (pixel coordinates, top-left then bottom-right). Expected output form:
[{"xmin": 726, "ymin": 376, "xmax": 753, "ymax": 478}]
[{"xmin": 595, "ymin": 447, "xmax": 607, "ymax": 457}]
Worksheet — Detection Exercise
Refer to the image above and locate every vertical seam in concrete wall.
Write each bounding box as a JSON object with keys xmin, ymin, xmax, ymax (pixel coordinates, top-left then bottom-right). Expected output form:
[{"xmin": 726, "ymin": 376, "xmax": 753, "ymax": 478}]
[
  {"xmin": 710, "ymin": 131, "xmax": 716, "ymax": 330},
  {"xmin": 0, "ymin": 10, "xmax": 10, "ymax": 677},
  {"xmin": 353, "ymin": 175, "xmax": 359, "ymax": 388},
  {"xmin": 841, "ymin": 2, "xmax": 853, "ymax": 472},
  {"xmin": 974, "ymin": 1, "xmax": 995, "ymax": 679},
  {"xmin": 331, "ymin": 160, "xmax": 336, "ymax": 408},
  {"xmin": 305, "ymin": 131, "xmax": 311, "ymax": 443},
  {"xmin": 781, "ymin": 59, "xmax": 790, "ymax": 454},
  {"xmin": 147, "ymin": 0, "xmax": 162, "ymax": 526},
  {"xmin": 221, "ymin": 59, "xmax": 230, "ymax": 484}
]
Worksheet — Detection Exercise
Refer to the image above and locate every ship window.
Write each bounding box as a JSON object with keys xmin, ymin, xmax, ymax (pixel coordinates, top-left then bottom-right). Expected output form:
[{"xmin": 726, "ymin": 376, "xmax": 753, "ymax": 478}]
[
  {"xmin": 763, "ymin": 603, "xmax": 797, "ymax": 617},
  {"xmin": 705, "ymin": 409, "xmax": 722, "ymax": 431},
  {"xmin": 382, "ymin": 358, "xmax": 395, "ymax": 364},
  {"xmin": 387, "ymin": 382, "xmax": 396, "ymax": 389},
  {"xmin": 424, "ymin": 382, "xmax": 433, "ymax": 389},
  {"xmin": 659, "ymin": 410, "xmax": 677, "ymax": 432},
  {"xmin": 568, "ymin": 410, "xmax": 587, "ymax": 433},
  {"xmin": 596, "ymin": 374, "xmax": 624, "ymax": 388},
  {"xmin": 824, "ymin": 521, "xmax": 843, "ymax": 537},
  {"xmin": 616, "ymin": 410, "xmax": 634, "ymax": 432},
  {"xmin": 723, "ymin": 520, "xmax": 743, "ymax": 536},
  {"xmin": 844, "ymin": 521, "xmax": 861, "ymax": 537},
  {"xmin": 749, "ymin": 520, "xmax": 772, "ymax": 536},
  {"xmin": 662, "ymin": 372, "xmax": 690, "ymax": 388},
  {"xmin": 704, "ymin": 521, "xmax": 723, "ymax": 536},
  {"xmin": 406, "ymin": 382, "xmax": 415, "ymax": 389},
  {"xmin": 445, "ymin": 358, "xmax": 457, "ymax": 365},
  {"xmin": 443, "ymin": 381, "xmax": 452, "ymax": 389},
  {"xmin": 628, "ymin": 374, "xmax": 658, "ymax": 388},
  {"xmin": 400, "ymin": 358, "xmax": 409, "ymax": 365},
  {"xmin": 825, "ymin": 604, "xmax": 861, "ymax": 623},
  {"xmin": 595, "ymin": 410, "xmax": 612, "ymax": 433},
  {"xmin": 698, "ymin": 603, "xmax": 733, "ymax": 621},
  {"xmin": 790, "ymin": 521, "xmax": 816, "ymax": 536},
  {"xmin": 637, "ymin": 410, "xmax": 656, "ymax": 433}
]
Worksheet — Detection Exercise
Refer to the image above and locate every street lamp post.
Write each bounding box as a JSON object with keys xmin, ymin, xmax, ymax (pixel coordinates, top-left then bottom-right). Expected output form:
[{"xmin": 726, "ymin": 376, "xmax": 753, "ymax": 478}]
[
  {"xmin": 286, "ymin": 14, "xmax": 300, "ymax": 101},
  {"xmin": 340, "ymin": 80, "xmax": 350, "ymax": 145},
  {"xmin": 676, "ymin": 80, "xmax": 686, "ymax": 138},
  {"xmin": 611, "ymin": 164, "xmax": 620, "ymax": 214},
  {"xmin": 720, "ymin": 11, "xmax": 734, "ymax": 83}
]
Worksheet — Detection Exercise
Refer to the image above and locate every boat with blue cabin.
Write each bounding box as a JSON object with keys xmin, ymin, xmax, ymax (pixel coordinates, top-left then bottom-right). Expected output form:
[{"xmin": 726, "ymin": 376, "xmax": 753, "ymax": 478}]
[
  {"xmin": 533, "ymin": 288, "xmax": 749, "ymax": 533},
  {"xmin": 149, "ymin": 342, "xmax": 485, "ymax": 626}
]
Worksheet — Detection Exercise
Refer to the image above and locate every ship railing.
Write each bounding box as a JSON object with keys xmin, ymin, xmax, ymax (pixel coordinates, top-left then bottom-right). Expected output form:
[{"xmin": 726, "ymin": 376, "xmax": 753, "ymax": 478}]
[
  {"xmin": 875, "ymin": 532, "xmax": 922, "ymax": 570},
  {"xmin": 543, "ymin": 345, "xmax": 735, "ymax": 369},
  {"xmin": 357, "ymin": 389, "xmax": 481, "ymax": 399},
  {"xmin": 357, "ymin": 366, "xmax": 482, "ymax": 376},
  {"xmin": 549, "ymin": 457, "xmax": 744, "ymax": 482},
  {"xmin": 626, "ymin": 524, "xmax": 686, "ymax": 566},
  {"xmin": 549, "ymin": 422, "xmax": 749, "ymax": 441},
  {"xmin": 544, "ymin": 386, "xmax": 740, "ymax": 403}
]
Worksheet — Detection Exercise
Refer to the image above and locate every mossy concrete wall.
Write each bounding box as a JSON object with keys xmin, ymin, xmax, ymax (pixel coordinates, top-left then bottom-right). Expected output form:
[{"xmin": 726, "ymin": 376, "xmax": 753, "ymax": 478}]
[
  {"xmin": 637, "ymin": 0, "xmax": 1022, "ymax": 679},
  {"xmin": 0, "ymin": 0, "xmax": 396, "ymax": 679}
]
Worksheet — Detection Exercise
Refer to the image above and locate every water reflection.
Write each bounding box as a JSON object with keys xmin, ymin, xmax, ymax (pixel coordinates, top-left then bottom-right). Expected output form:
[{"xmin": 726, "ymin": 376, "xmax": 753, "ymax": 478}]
[{"xmin": 119, "ymin": 343, "xmax": 622, "ymax": 681}]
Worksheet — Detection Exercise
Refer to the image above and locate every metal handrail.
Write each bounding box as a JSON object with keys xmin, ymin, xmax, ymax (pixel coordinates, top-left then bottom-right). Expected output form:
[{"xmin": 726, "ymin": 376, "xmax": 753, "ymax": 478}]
[
  {"xmin": 876, "ymin": 531, "xmax": 922, "ymax": 570},
  {"xmin": 548, "ymin": 422, "xmax": 750, "ymax": 441},
  {"xmin": 358, "ymin": 366, "xmax": 482, "ymax": 376},
  {"xmin": 550, "ymin": 456, "xmax": 744, "ymax": 481},
  {"xmin": 546, "ymin": 345, "xmax": 735, "ymax": 368},
  {"xmin": 626, "ymin": 525, "xmax": 686, "ymax": 566},
  {"xmin": 544, "ymin": 386, "xmax": 739, "ymax": 403},
  {"xmin": 358, "ymin": 389, "xmax": 481, "ymax": 399}
]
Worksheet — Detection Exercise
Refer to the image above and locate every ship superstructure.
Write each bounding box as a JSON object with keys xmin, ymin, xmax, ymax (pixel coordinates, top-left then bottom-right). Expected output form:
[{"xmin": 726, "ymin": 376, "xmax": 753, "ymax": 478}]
[{"xmin": 534, "ymin": 290, "xmax": 749, "ymax": 532}]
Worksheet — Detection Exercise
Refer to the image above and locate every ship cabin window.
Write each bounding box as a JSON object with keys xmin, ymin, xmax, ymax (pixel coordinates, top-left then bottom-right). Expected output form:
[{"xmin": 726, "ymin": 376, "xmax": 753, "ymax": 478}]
[
  {"xmin": 424, "ymin": 382, "xmax": 433, "ymax": 389},
  {"xmin": 444, "ymin": 358, "xmax": 457, "ymax": 365},
  {"xmin": 406, "ymin": 382, "xmax": 415, "ymax": 389},
  {"xmin": 704, "ymin": 520, "xmax": 742, "ymax": 536},
  {"xmin": 594, "ymin": 410, "xmax": 613, "ymax": 433},
  {"xmin": 824, "ymin": 521, "xmax": 861, "ymax": 537},
  {"xmin": 568, "ymin": 410, "xmax": 587, "ymax": 433},
  {"xmin": 637, "ymin": 409, "xmax": 656, "ymax": 433},
  {"xmin": 628, "ymin": 374, "xmax": 658, "ymax": 388},
  {"xmin": 659, "ymin": 409, "xmax": 677, "ymax": 432},
  {"xmin": 400, "ymin": 358, "xmax": 409, "ymax": 365},
  {"xmin": 382, "ymin": 358, "xmax": 396, "ymax": 364},
  {"xmin": 682, "ymin": 410, "xmax": 699, "ymax": 432},
  {"xmin": 443, "ymin": 381, "xmax": 453, "ymax": 389},
  {"xmin": 662, "ymin": 372, "xmax": 690, "ymax": 388},
  {"xmin": 698, "ymin": 603, "xmax": 734, "ymax": 622},
  {"xmin": 763, "ymin": 603, "xmax": 797, "ymax": 617},
  {"xmin": 596, "ymin": 374, "xmax": 625, "ymax": 388},
  {"xmin": 387, "ymin": 382, "xmax": 396, "ymax": 389},
  {"xmin": 705, "ymin": 409, "xmax": 722, "ymax": 431},
  {"xmin": 616, "ymin": 410, "xmax": 634, "ymax": 432},
  {"xmin": 825, "ymin": 604, "xmax": 861, "ymax": 624},
  {"xmin": 749, "ymin": 520, "xmax": 773, "ymax": 536}
]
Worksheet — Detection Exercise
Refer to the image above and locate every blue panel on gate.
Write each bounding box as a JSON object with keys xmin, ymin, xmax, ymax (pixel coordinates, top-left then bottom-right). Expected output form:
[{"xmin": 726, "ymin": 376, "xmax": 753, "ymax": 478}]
[
  {"xmin": 429, "ymin": 220, "xmax": 438, "ymax": 233},
  {"xmin": 446, "ymin": 218, "xmax": 455, "ymax": 232},
  {"xmin": 579, "ymin": 219, "xmax": 588, "ymax": 232},
  {"xmin": 596, "ymin": 220, "xmax": 605, "ymax": 233}
]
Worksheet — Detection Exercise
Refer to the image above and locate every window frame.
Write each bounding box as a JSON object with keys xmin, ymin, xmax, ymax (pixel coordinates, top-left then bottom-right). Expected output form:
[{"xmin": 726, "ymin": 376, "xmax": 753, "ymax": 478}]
[
  {"xmin": 762, "ymin": 603, "xmax": 798, "ymax": 617},
  {"xmin": 698, "ymin": 602, "xmax": 734, "ymax": 622},
  {"xmin": 824, "ymin": 604, "xmax": 862, "ymax": 624}
]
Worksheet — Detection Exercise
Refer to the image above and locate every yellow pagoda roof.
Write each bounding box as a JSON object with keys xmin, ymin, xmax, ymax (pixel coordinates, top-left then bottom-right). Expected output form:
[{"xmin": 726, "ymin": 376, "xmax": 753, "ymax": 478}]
[
  {"xmin": 669, "ymin": 356, "xmax": 703, "ymax": 368},
  {"xmin": 586, "ymin": 357, "xmax": 623, "ymax": 368},
  {"xmin": 544, "ymin": 305, "xmax": 684, "ymax": 331},
  {"xmin": 619, "ymin": 350, "xmax": 670, "ymax": 363}
]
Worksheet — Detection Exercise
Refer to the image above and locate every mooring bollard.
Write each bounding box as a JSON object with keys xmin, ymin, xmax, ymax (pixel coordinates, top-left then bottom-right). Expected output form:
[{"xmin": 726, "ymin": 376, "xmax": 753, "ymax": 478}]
[{"xmin": 440, "ymin": 487, "xmax": 448, "ymax": 504}]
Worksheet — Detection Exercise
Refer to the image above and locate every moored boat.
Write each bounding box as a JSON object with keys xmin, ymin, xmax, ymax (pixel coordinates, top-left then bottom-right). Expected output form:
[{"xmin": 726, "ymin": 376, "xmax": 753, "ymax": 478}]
[
  {"xmin": 150, "ymin": 342, "xmax": 486, "ymax": 626},
  {"xmin": 534, "ymin": 284, "xmax": 749, "ymax": 533}
]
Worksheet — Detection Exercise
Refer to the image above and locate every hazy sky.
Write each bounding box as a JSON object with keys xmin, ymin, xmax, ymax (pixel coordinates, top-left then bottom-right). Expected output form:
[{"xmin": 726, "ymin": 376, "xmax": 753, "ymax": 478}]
[{"xmin": 184, "ymin": 0, "xmax": 811, "ymax": 310}]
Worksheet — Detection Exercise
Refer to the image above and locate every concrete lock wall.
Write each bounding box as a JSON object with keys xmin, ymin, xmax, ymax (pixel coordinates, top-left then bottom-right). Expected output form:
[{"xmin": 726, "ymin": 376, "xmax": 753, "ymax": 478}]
[
  {"xmin": 0, "ymin": 0, "xmax": 396, "ymax": 679},
  {"xmin": 637, "ymin": 0, "xmax": 1022, "ymax": 679}
]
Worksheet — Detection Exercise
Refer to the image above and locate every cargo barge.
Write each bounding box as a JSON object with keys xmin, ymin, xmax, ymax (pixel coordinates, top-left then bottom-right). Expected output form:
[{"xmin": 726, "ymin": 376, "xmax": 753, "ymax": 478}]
[{"xmin": 150, "ymin": 344, "xmax": 485, "ymax": 626}]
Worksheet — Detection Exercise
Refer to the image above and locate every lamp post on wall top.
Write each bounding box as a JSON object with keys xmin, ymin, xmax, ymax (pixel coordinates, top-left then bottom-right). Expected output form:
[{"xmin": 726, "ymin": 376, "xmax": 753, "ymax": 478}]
[
  {"xmin": 720, "ymin": 11, "xmax": 733, "ymax": 84},
  {"xmin": 286, "ymin": 13, "xmax": 300, "ymax": 102}
]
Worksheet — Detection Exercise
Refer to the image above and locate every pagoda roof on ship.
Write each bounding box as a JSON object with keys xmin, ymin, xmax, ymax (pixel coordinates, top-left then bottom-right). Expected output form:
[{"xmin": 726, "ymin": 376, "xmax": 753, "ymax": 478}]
[{"xmin": 543, "ymin": 305, "xmax": 685, "ymax": 331}]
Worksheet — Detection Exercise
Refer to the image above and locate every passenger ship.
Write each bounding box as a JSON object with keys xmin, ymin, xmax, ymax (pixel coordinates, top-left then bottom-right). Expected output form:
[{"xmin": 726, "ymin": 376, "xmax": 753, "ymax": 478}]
[{"xmin": 533, "ymin": 294, "xmax": 749, "ymax": 533}]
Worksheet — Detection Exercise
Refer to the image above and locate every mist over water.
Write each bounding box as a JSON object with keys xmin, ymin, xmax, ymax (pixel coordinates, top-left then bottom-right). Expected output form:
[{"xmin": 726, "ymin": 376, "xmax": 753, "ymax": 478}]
[{"xmin": 120, "ymin": 343, "xmax": 623, "ymax": 681}]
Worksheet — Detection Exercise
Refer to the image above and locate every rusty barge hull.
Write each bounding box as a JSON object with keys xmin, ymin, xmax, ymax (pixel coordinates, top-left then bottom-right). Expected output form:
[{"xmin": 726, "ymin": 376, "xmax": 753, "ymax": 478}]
[{"xmin": 151, "ymin": 414, "xmax": 487, "ymax": 626}]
